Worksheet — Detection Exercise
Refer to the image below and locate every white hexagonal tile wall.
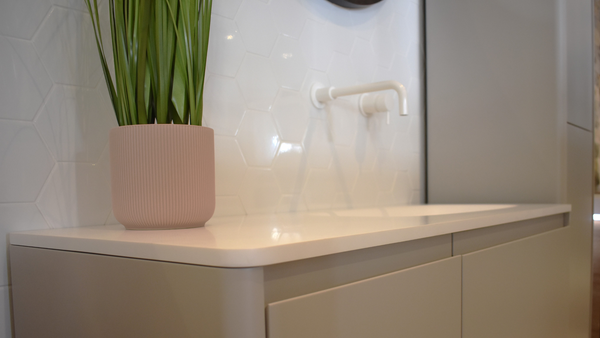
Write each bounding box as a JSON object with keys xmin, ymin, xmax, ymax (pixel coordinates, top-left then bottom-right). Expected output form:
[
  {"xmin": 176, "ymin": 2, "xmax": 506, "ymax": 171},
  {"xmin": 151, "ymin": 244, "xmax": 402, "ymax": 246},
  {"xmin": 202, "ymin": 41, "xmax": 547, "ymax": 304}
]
[
  {"xmin": 408, "ymin": 152, "xmax": 422, "ymax": 190},
  {"xmin": 215, "ymin": 136, "xmax": 247, "ymax": 195},
  {"xmin": 238, "ymin": 168, "xmax": 281, "ymax": 214},
  {"xmin": 277, "ymin": 194, "xmax": 308, "ymax": 213},
  {"xmin": 350, "ymin": 38, "xmax": 377, "ymax": 83},
  {"xmin": 299, "ymin": 19, "xmax": 334, "ymax": 72},
  {"xmin": 271, "ymin": 89, "xmax": 309, "ymax": 142},
  {"xmin": 390, "ymin": 14, "xmax": 411, "ymax": 57},
  {"xmin": 353, "ymin": 118, "xmax": 378, "ymax": 170},
  {"xmin": 236, "ymin": 53, "xmax": 279, "ymax": 111},
  {"xmin": 392, "ymin": 171, "xmax": 411, "ymax": 204},
  {"xmin": 235, "ymin": 0, "xmax": 278, "ymax": 57},
  {"xmin": 329, "ymin": 98, "xmax": 358, "ymax": 147},
  {"xmin": 375, "ymin": 150, "xmax": 396, "ymax": 191},
  {"xmin": 374, "ymin": 54, "xmax": 411, "ymax": 89},
  {"xmin": 37, "ymin": 162, "xmax": 112, "ymax": 228},
  {"xmin": 269, "ymin": 0, "xmax": 308, "ymax": 39},
  {"xmin": 0, "ymin": 36, "xmax": 52, "ymax": 121},
  {"xmin": 351, "ymin": 171, "xmax": 379, "ymax": 208},
  {"xmin": 236, "ymin": 110, "xmax": 280, "ymax": 167},
  {"xmin": 214, "ymin": 196, "xmax": 246, "ymax": 217},
  {"xmin": 206, "ymin": 15, "xmax": 246, "ymax": 78},
  {"xmin": 303, "ymin": 168, "xmax": 338, "ymax": 210},
  {"xmin": 303, "ymin": 119, "xmax": 332, "ymax": 169},
  {"xmin": 0, "ymin": 121, "xmax": 54, "ymax": 203},
  {"xmin": 390, "ymin": 132, "xmax": 410, "ymax": 172},
  {"xmin": 270, "ymin": 35, "xmax": 308, "ymax": 91},
  {"xmin": 331, "ymin": 145, "xmax": 359, "ymax": 193},
  {"xmin": 35, "ymin": 84, "xmax": 116, "ymax": 163},
  {"xmin": 33, "ymin": 6, "xmax": 101, "ymax": 87},
  {"xmin": 327, "ymin": 52, "xmax": 357, "ymax": 88},
  {"xmin": 213, "ymin": 0, "xmax": 243, "ymax": 19},
  {"xmin": 0, "ymin": 0, "xmax": 52, "ymax": 40},
  {"xmin": 371, "ymin": 25, "xmax": 395, "ymax": 69},
  {"xmin": 328, "ymin": 16, "xmax": 355, "ymax": 56},
  {"xmin": 272, "ymin": 143, "xmax": 308, "ymax": 194},
  {"xmin": 203, "ymin": 75, "xmax": 246, "ymax": 136}
]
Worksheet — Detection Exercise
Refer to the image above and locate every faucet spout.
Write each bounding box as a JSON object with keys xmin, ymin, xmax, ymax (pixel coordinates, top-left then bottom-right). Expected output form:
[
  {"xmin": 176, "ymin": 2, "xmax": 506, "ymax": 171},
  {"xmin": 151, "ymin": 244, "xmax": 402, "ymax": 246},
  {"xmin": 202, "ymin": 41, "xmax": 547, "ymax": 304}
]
[{"xmin": 311, "ymin": 80, "xmax": 408, "ymax": 116}]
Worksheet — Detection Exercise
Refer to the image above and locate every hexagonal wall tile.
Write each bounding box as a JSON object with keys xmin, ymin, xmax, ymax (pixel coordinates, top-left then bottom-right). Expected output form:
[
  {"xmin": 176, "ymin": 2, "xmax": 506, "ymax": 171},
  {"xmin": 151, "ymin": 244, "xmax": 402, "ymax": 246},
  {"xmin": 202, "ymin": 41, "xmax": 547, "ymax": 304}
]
[
  {"xmin": 37, "ymin": 162, "xmax": 112, "ymax": 228},
  {"xmin": 236, "ymin": 110, "xmax": 280, "ymax": 167},
  {"xmin": 270, "ymin": 35, "xmax": 308, "ymax": 91},
  {"xmin": 0, "ymin": 36, "xmax": 52, "ymax": 121},
  {"xmin": 353, "ymin": 117, "xmax": 378, "ymax": 171},
  {"xmin": 351, "ymin": 171, "xmax": 379, "ymax": 208},
  {"xmin": 0, "ymin": 0, "xmax": 52, "ymax": 39},
  {"xmin": 203, "ymin": 74, "xmax": 246, "ymax": 136},
  {"xmin": 350, "ymin": 38, "xmax": 377, "ymax": 83},
  {"xmin": 299, "ymin": 19, "xmax": 334, "ymax": 72},
  {"xmin": 329, "ymin": 98, "xmax": 358, "ymax": 147},
  {"xmin": 214, "ymin": 196, "xmax": 246, "ymax": 217},
  {"xmin": 271, "ymin": 89, "xmax": 309, "ymax": 142},
  {"xmin": 390, "ymin": 132, "xmax": 410, "ymax": 172},
  {"xmin": 33, "ymin": 6, "xmax": 101, "ymax": 87},
  {"xmin": 235, "ymin": 0, "xmax": 278, "ymax": 57},
  {"xmin": 374, "ymin": 54, "xmax": 411, "ymax": 89},
  {"xmin": 0, "ymin": 121, "xmax": 54, "ymax": 203},
  {"xmin": 269, "ymin": 0, "xmax": 308, "ymax": 39},
  {"xmin": 330, "ymin": 145, "xmax": 359, "ymax": 193},
  {"xmin": 371, "ymin": 25, "xmax": 395, "ymax": 69},
  {"xmin": 375, "ymin": 150, "xmax": 395, "ymax": 191},
  {"xmin": 392, "ymin": 171, "xmax": 411, "ymax": 204},
  {"xmin": 303, "ymin": 119, "xmax": 332, "ymax": 169},
  {"xmin": 390, "ymin": 14, "xmax": 411, "ymax": 57},
  {"xmin": 277, "ymin": 194, "xmax": 308, "ymax": 213},
  {"xmin": 206, "ymin": 15, "xmax": 246, "ymax": 78},
  {"xmin": 327, "ymin": 52, "xmax": 357, "ymax": 88},
  {"xmin": 303, "ymin": 168, "xmax": 338, "ymax": 210},
  {"xmin": 35, "ymin": 84, "xmax": 116, "ymax": 163},
  {"xmin": 236, "ymin": 53, "xmax": 279, "ymax": 111},
  {"xmin": 328, "ymin": 15, "xmax": 355, "ymax": 56},
  {"xmin": 238, "ymin": 168, "xmax": 281, "ymax": 215},
  {"xmin": 215, "ymin": 136, "xmax": 247, "ymax": 195},
  {"xmin": 272, "ymin": 143, "xmax": 308, "ymax": 194},
  {"xmin": 213, "ymin": 0, "xmax": 243, "ymax": 18}
]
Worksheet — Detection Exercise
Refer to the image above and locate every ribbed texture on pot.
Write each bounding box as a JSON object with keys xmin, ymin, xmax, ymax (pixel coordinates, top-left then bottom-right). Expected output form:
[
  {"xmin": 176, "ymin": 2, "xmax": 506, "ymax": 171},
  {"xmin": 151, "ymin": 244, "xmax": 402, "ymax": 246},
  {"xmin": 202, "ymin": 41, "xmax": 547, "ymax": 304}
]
[{"xmin": 109, "ymin": 125, "xmax": 215, "ymax": 230}]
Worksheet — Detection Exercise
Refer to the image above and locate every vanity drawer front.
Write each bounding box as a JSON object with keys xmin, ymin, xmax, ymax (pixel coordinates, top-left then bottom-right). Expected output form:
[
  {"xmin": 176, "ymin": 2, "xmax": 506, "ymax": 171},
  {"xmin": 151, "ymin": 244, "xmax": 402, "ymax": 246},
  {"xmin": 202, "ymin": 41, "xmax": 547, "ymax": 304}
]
[{"xmin": 266, "ymin": 256, "xmax": 461, "ymax": 338}]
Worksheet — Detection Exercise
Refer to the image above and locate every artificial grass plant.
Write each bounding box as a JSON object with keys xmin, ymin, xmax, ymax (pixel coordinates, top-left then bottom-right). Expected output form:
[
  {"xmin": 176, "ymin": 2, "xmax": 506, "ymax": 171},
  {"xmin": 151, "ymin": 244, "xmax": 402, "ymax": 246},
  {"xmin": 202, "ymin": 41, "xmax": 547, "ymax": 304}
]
[{"xmin": 84, "ymin": 0, "xmax": 212, "ymax": 126}]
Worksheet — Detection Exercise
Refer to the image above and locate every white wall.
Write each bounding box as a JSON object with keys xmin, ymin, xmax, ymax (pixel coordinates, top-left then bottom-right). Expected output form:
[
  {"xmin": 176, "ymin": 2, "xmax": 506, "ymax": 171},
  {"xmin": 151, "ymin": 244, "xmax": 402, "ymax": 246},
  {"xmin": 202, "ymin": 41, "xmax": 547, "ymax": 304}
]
[{"xmin": 0, "ymin": 0, "xmax": 422, "ymax": 336}]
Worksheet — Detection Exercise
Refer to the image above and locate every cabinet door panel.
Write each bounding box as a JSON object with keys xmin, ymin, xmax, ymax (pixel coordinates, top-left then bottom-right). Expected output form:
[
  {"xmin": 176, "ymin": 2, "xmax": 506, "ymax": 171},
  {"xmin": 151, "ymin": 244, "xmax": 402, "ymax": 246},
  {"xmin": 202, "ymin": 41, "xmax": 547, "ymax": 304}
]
[
  {"xmin": 267, "ymin": 256, "xmax": 461, "ymax": 338},
  {"xmin": 462, "ymin": 228, "xmax": 569, "ymax": 338}
]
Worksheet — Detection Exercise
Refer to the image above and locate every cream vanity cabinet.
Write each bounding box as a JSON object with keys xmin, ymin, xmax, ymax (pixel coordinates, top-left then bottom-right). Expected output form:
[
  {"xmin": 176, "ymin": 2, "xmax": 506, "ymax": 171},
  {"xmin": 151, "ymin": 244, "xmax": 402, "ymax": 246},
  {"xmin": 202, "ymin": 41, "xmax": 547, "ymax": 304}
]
[{"xmin": 9, "ymin": 205, "xmax": 570, "ymax": 338}]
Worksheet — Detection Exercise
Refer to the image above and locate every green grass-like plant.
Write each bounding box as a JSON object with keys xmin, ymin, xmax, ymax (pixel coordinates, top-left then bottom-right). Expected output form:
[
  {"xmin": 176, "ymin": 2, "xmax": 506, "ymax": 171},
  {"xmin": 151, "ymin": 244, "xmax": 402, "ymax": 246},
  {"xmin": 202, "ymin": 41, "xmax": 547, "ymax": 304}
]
[{"xmin": 84, "ymin": 0, "xmax": 212, "ymax": 126}]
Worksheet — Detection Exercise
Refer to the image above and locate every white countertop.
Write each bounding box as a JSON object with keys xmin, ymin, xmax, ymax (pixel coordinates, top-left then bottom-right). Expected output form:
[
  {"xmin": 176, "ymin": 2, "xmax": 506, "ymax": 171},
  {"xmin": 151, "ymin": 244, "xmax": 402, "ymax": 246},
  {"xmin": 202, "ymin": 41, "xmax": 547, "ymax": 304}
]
[{"xmin": 9, "ymin": 204, "xmax": 570, "ymax": 268}]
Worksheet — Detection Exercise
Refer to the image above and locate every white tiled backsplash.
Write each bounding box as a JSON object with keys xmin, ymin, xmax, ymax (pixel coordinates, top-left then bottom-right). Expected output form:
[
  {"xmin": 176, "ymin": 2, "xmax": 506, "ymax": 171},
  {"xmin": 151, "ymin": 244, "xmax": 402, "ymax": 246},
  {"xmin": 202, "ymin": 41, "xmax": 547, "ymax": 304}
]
[{"xmin": 0, "ymin": 0, "xmax": 421, "ymax": 334}]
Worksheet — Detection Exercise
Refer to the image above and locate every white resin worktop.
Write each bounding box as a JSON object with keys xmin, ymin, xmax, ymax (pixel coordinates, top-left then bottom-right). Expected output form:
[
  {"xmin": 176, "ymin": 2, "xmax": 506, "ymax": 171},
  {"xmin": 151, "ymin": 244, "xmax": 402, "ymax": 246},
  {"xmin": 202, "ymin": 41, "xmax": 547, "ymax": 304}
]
[{"xmin": 9, "ymin": 204, "xmax": 570, "ymax": 268}]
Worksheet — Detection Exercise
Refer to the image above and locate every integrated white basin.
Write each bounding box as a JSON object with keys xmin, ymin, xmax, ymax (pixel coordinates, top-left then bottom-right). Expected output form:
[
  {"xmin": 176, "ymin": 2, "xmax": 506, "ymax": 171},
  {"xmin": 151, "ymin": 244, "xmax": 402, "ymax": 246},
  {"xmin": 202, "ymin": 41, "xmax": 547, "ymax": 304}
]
[{"xmin": 331, "ymin": 204, "xmax": 517, "ymax": 218}]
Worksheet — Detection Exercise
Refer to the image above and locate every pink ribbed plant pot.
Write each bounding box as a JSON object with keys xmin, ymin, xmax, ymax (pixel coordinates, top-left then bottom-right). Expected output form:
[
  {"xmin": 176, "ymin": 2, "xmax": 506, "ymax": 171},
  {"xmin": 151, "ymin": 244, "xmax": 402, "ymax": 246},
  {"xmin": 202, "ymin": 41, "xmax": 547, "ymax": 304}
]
[{"xmin": 109, "ymin": 125, "xmax": 215, "ymax": 230}]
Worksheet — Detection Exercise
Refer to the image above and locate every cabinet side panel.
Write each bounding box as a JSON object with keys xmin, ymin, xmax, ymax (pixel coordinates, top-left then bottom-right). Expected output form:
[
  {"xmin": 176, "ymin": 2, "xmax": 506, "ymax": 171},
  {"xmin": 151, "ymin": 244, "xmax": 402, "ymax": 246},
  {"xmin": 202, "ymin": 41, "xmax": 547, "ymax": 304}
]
[
  {"xmin": 267, "ymin": 256, "xmax": 461, "ymax": 338},
  {"xmin": 462, "ymin": 228, "xmax": 569, "ymax": 338},
  {"xmin": 566, "ymin": 124, "xmax": 593, "ymax": 337},
  {"xmin": 9, "ymin": 246, "xmax": 265, "ymax": 338}
]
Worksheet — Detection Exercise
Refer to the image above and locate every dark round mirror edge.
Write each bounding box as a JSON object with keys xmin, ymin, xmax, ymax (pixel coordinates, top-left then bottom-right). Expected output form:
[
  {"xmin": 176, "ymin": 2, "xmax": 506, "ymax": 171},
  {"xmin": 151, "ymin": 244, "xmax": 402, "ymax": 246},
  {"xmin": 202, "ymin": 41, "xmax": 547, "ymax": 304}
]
[{"xmin": 326, "ymin": 0, "xmax": 384, "ymax": 9}]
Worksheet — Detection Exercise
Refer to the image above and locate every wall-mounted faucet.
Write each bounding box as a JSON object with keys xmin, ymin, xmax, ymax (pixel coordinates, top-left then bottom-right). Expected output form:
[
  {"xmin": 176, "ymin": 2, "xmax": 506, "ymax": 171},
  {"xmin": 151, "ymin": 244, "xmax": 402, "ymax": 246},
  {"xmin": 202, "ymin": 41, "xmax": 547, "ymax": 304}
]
[{"xmin": 309, "ymin": 80, "xmax": 408, "ymax": 121}]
